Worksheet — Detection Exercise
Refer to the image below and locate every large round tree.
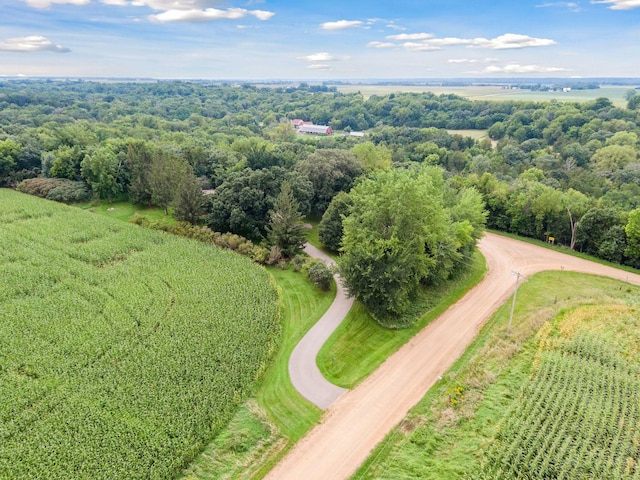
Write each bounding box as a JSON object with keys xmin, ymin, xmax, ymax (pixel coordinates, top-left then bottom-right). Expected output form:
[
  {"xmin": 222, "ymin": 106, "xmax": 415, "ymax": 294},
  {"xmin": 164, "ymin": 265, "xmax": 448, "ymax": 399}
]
[{"xmin": 338, "ymin": 168, "xmax": 448, "ymax": 323}]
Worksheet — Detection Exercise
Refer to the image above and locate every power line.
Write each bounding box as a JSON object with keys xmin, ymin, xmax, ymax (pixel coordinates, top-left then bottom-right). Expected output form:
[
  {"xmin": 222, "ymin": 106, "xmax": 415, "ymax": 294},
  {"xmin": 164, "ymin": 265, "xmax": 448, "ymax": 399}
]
[{"xmin": 507, "ymin": 270, "xmax": 524, "ymax": 333}]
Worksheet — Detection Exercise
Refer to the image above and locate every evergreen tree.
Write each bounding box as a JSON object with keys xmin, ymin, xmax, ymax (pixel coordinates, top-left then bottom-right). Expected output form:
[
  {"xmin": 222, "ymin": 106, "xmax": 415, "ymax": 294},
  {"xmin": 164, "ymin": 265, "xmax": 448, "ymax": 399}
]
[
  {"xmin": 173, "ymin": 169, "xmax": 205, "ymax": 224},
  {"xmin": 267, "ymin": 181, "xmax": 306, "ymax": 258}
]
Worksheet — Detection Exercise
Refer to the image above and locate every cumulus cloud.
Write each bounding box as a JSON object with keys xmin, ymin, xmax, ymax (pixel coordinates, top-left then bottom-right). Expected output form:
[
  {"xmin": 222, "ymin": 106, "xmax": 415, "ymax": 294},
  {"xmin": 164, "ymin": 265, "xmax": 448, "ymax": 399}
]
[
  {"xmin": 298, "ymin": 52, "xmax": 351, "ymax": 63},
  {"xmin": 321, "ymin": 20, "xmax": 363, "ymax": 30},
  {"xmin": 367, "ymin": 41, "xmax": 396, "ymax": 49},
  {"xmin": 307, "ymin": 64, "xmax": 332, "ymax": 70},
  {"xmin": 472, "ymin": 33, "xmax": 556, "ymax": 49},
  {"xmin": 0, "ymin": 35, "xmax": 70, "ymax": 53},
  {"xmin": 449, "ymin": 57, "xmax": 499, "ymax": 64},
  {"xmin": 20, "ymin": 0, "xmax": 276, "ymax": 23},
  {"xmin": 591, "ymin": 0, "xmax": 640, "ymax": 9},
  {"xmin": 20, "ymin": 0, "xmax": 88, "ymax": 7},
  {"xmin": 387, "ymin": 33, "xmax": 433, "ymax": 41},
  {"xmin": 377, "ymin": 32, "xmax": 556, "ymax": 52},
  {"xmin": 483, "ymin": 63, "xmax": 570, "ymax": 73},
  {"xmin": 402, "ymin": 42, "xmax": 440, "ymax": 51},
  {"xmin": 118, "ymin": 0, "xmax": 229, "ymax": 8},
  {"xmin": 298, "ymin": 52, "xmax": 335, "ymax": 62},
  {"xmin": 149, "ymin": 7, "xmax": 274, "ymax": 22}
]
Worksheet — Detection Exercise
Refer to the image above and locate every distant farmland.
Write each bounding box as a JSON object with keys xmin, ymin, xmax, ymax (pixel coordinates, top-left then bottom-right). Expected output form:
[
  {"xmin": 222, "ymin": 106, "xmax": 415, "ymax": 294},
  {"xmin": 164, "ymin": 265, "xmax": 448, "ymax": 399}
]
[
  {"xmin": 335, "ymin": 85, "xmax": 637, "ymax": 106},
  {"xmin": 0, "ymin": 190, "xmax": 280, "ymax": 480}
]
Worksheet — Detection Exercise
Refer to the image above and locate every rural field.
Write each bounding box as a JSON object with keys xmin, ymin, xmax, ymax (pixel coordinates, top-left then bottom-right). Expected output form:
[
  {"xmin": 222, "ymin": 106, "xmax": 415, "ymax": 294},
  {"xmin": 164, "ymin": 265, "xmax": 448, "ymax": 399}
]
[
  {"xmin": 0, "ymin": 190, "xmax": 281, "ymax": 479},
  {"xmin": 335, "ymin": 84, "xmax": 637, "ymax": 106}
]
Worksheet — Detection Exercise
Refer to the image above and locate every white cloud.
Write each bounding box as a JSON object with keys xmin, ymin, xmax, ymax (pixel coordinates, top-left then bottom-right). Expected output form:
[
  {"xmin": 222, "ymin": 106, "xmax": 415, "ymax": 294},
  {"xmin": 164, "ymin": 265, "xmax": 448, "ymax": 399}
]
[
  {"xmin": 386, "ymin": 32, "xmax": 433, "ymax": 41},
  {"xmin": 367, "ymin": 41, "xmax": 396, "ymax": 49},
  {"xmin": 21, "ymin": 0, "xmax": 89, "ymax": 7},
  {"xmin": 428, "ymin": 37, "xmax": 476, "ymax": 46},
  {"xmin": 591, "ymin": 0, "xmax": 640, "ymax": 9},
  {"xmin": 472, "ymin": 33, "xmax": 556, "ymax": 49},
  {"xmin": 0, "ymin": 35, "xmax": 70, "ymax": 53},
  {"xmin": 321, "ymin": 20, "xmax": 363, "ymax": 30},
  {"xmin": 402, "ymin": 42, "xmax": 440, "ymax": 51},
  {"xmin": 385, "ymin": 23, "xmax": 406, "ymax": 31},
  {"xmin": 298, "ymin": 52, "xmax": 335, "ymax": 62},
  {"xmin": 149, "ymin": 7, "xmax": 274, "ymax": 22},
  {"xmin": 378, "ymin": 32, "xmax": 556, "ymax": 52},
  {"xmin": 536, "ymin": 2, "xmax": 582, "ymax": 11},
  {"xmin": 483, "ymin": 63, "xmax": 570, "ymax": 73},
  {"xmin": 123, "ymin": 0, "xmax": 227, "ymax": 8},
  {"xmin": 449, "ymin": 57, "xmax": 500, "ymax": 64},
  {"xmin": 308, "ymin": 64, "xmax": 332, "ymax": 70}
]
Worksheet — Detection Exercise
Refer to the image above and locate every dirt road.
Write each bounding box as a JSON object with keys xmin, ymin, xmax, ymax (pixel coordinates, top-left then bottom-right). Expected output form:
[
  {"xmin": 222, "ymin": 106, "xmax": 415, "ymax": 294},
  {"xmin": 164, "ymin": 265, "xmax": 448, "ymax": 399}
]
[{"xmin": 265, "ymin": 232, "xmax": 640, "ymax": 480}]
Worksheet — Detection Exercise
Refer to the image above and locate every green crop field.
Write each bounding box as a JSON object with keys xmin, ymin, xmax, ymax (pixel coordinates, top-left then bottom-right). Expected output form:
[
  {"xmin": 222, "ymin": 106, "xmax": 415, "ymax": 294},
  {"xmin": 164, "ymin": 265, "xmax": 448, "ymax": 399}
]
[
  {"xmin": 0, "ymin": 190, "xmax": 280, "ymax": 479},
  {"xmin": 478, "ymin": 305, "xmax": 640, "ymax": 479}
]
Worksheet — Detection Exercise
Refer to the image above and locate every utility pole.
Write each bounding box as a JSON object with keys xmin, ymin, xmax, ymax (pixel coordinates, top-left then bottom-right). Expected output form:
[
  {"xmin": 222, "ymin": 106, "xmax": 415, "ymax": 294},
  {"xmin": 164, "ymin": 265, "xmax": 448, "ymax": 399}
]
[{"xmin": 507, "ymin": 271, "xmax": 524, "ymax": 333}]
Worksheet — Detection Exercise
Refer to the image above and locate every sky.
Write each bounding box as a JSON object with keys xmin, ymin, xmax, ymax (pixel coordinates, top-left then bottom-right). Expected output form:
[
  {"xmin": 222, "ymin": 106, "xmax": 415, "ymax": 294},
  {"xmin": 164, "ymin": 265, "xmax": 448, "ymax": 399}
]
[{"xmin": 1, "ymin": 0, "xmax": 639, "ymax": 79}]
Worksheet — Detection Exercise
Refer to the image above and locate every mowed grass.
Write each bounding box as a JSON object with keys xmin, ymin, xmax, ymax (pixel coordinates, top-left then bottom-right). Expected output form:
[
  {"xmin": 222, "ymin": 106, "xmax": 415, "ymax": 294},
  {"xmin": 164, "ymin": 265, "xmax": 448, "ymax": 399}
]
[
  {"xmin": 0, "ymin": 190, "xmax": 280, "ymax": 480},
  {"xmin": 77, "ymin": 199, "xmax": 174, "ymax": 225},
  {"xmin": 354, "ymin": 271, "xmax": 640, "ymax": 479},
  {"xmin": 318, "ymin": 250, "xmax": 487, "ymax": 388}
]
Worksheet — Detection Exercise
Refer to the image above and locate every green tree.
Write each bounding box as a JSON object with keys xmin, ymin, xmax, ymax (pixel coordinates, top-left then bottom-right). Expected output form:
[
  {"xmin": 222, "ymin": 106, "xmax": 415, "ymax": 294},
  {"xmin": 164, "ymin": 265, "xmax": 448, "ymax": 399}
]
[
  {"xmin": 173, "ymin": 168, "xmax": 205, "ymax": 224},
  {"xmin": 149, "ymin": 149, "xmax": 188, "ymax": 215},
  {"xmin": 318, "ymin": 191, "xmax": 353, "ymax": 251},
  {"xmin": 81, "ymin": 146, "xmax": 124, "ymax": 201},
  {"xmin": 625, "ymin": 208, "xmax": 640, "ymax": 262},
  {"xmin": 350, "ymin": 142, "xmax": 392, "ymax": 171},
  {"xmin": 591, "ymin": 144, "xmax": 637, "ymax": 176},
  {"xmin": 561, "ymin": 188, "xmax": 591, "ymax": 250},
  {"xmin": 295, "ymin": 148, "xmax": 363, "ymax": 215},
  {"xmin": 0, "ymin": 139, "xmax": 21, "ymax": 184},
  {"xmin": 338, "ymin": 168, "xmax": 448, "ymax": 323},
  {"xmin": 267, "ymin": 181, "xmax": 306, "ymax": 258},
  {"xmin": 49, "ymin": 145, "xmax": 84, "ymax": 180},
  {"xmin": 126, "ymin": 140, "xmax": 154, "ymax": 206}
]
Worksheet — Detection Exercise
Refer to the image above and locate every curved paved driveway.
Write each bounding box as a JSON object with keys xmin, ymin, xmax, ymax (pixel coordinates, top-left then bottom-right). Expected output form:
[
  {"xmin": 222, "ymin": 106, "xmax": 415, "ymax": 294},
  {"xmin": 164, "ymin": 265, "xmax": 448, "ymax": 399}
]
[
  {"xmin": 287, "ymin": 244, "xmax": 353, "ymax": 409},
  {"xmin": 267, "ymin": 232, "xmax": 640, "ymax": 480}
]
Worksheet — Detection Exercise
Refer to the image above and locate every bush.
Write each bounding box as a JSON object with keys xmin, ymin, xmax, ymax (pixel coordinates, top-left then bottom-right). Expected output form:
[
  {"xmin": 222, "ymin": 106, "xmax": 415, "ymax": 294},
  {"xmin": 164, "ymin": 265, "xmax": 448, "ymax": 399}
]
[
  {"xmin": 291, "ymin": 254, "xmax": 308, "ymax": 272},
  {"xmin": 307, "ymin": 260, "xmax": 333, "ymax": 290},
  {"xmin": 266, "ymin": 245, "xmax": 283, "ymax": 266},
  {"xmin": 17, "ymin": 177, "xmax": 91, "ymax": 203}
]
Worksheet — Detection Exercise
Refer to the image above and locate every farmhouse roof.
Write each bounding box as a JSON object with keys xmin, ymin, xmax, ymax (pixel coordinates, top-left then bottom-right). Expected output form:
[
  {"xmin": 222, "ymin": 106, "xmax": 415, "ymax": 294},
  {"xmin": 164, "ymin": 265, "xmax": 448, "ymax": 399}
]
[{"xmin": 299, "ymin": 124, "xmax": 333, "ymax": 135}]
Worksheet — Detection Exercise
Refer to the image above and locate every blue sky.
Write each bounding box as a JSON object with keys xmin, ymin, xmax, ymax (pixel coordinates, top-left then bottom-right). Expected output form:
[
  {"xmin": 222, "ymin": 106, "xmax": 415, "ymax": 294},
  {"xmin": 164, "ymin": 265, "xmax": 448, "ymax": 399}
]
[{"xmin": 1, "ymin": 0, "xmax": 639, "ymax": 79}]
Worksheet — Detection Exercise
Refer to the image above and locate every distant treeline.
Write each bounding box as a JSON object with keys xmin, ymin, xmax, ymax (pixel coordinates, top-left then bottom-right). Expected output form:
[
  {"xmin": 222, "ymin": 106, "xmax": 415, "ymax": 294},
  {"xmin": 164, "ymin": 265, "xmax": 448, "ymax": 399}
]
[{"xmin": 2, "ymin": 80, "xmax": 640, "ymax": 269}]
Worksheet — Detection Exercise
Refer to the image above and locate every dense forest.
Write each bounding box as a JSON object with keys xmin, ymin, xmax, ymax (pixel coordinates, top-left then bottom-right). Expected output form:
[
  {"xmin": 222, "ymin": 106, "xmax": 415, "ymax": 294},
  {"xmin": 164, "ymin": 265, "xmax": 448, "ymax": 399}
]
[{"xmin": 2, "ymin": 79, "xmax": 640, "ymax": 275}]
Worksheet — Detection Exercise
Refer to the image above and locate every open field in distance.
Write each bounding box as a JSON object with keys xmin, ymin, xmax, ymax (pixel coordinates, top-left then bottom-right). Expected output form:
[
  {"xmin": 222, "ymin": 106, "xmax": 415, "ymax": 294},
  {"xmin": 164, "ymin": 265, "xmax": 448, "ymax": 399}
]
[{"xmin": 334, "ymin": 85, "xmax": 638, "ymax": 106}]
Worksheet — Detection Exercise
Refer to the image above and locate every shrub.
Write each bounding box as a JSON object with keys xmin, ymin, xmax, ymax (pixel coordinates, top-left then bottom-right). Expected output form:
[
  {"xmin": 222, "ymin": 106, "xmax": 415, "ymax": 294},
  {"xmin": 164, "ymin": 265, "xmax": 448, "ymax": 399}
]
[
  {"xmin": 307, "ymin": 260, "xmax": 333, "ymax": 291},
  {"xmin": 17, "ymin": 177, "xmax": 90, "ymax": 203},
  {"xmin": 266, "ymin": 245, "xmax": 283, "ymax": 266}
]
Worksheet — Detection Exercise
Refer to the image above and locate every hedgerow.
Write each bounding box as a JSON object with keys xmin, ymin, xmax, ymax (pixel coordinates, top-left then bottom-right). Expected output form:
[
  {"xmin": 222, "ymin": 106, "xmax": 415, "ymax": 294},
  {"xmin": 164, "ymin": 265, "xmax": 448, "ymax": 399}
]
[
  {"xmin": 16, "ymin": 177, "xmax": 91, "ymax": 202},
  {"xmin": 0, "ymin": 190, "xmax": 280, "ymax": 479}
]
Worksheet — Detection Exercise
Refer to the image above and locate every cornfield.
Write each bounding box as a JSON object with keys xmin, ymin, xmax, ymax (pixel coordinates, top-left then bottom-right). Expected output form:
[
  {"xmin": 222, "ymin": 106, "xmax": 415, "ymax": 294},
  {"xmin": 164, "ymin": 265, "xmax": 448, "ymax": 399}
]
[
  {"xmin": 477, "ymin": 330, "xmax": 640, "ymax": 479},
  {"xmin": 0, "ymin": 190, "xmax": 280, "ymax": 479}
]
